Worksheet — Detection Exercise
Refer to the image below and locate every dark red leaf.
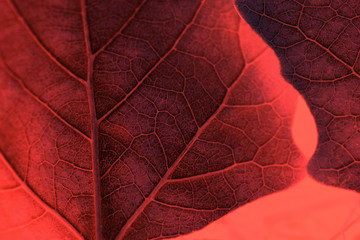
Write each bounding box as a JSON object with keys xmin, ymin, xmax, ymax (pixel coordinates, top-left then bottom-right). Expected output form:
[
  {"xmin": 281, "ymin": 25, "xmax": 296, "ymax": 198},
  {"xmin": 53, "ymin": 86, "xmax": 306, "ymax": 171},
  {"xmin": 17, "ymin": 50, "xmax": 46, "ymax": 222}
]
[
  {"xmin": 0, "ymin": 0, "xmax": 305, "ymax": 239},
  {"xmin": 236, "ymin": 0, "xmax": 360, "ymax": 192}
]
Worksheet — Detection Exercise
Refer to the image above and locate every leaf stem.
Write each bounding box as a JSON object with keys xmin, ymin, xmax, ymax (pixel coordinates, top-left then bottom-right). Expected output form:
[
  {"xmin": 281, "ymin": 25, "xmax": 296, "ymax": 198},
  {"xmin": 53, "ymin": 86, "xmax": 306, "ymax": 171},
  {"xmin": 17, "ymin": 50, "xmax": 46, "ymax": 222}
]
[{"xmin": 81, "ymin": 1, "xmax": 102, "ymax": 239}]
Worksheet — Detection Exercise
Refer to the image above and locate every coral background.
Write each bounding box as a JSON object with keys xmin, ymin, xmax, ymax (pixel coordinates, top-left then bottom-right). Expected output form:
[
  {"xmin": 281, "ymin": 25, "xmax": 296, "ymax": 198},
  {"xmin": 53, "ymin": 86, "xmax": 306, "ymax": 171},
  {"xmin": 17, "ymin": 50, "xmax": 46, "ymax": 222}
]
[{"xmin": 173, "ymin": 97, "xmax": 360, "ymax": 240}]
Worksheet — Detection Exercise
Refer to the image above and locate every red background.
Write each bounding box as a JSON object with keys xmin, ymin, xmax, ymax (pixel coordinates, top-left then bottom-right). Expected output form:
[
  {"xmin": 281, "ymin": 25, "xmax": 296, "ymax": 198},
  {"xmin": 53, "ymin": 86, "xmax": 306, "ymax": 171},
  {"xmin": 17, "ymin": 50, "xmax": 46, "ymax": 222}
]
[{"xmin": 173, "ymin": 96, "xmax": 360, "ymax": 240}]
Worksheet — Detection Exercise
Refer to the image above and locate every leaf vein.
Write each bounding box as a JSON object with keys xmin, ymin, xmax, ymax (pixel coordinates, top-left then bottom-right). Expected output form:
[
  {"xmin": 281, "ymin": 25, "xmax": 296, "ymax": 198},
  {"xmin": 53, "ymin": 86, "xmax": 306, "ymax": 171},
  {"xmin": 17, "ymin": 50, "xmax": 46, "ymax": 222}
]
[
  {"xmin": 0, "ymin": 151, "xmax": 83, "ymax": 239},
  {"xmin": 0, "ymin": 60, "xmax": 90, "ymax": 141},
  {"xmin": 6, "ymin": 0, "xmax": 87, "ymax": 85}
]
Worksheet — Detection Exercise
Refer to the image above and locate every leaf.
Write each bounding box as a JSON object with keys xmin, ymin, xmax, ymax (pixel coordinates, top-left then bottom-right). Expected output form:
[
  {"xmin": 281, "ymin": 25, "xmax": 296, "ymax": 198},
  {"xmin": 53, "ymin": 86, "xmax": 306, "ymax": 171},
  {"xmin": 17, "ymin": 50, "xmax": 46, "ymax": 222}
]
[
  {"xmin": 236, "ymin": 0, "xmax": 360, "ymax": 192},
  {"xmin": 0, "ymin": 153, "xmax": 81, "ymax": 240},
  {"xmin": 0, "ymin": 0, "xmax": 305, "ymax": 239},
  {"xmin": 176, "ymin": 175, "xmax": 360, "ymax": 240}
]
